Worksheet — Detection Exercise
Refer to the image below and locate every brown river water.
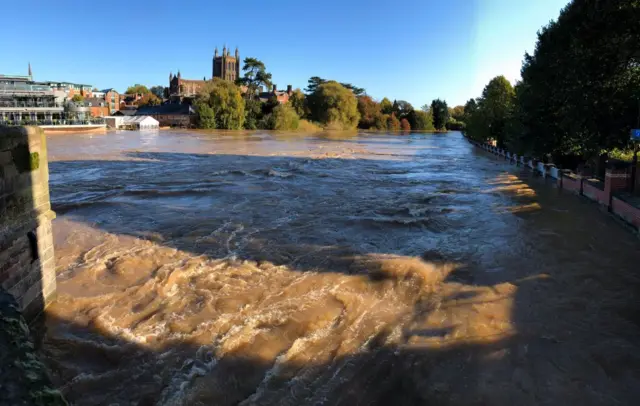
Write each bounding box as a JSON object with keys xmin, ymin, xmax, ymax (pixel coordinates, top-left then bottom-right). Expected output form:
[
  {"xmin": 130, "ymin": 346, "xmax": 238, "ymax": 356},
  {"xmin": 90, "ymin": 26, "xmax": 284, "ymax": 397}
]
[{"xmin": 40, "ymin": 130, "xmax": 640, "ymax": 405}]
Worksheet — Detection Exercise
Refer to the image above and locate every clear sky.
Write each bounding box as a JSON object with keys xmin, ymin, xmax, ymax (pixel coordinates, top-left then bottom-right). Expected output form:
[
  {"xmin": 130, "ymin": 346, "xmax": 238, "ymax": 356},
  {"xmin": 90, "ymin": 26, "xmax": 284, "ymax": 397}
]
[{"xmin": 1, "ymin": 0, "xmax": 569, "ymax": 107}]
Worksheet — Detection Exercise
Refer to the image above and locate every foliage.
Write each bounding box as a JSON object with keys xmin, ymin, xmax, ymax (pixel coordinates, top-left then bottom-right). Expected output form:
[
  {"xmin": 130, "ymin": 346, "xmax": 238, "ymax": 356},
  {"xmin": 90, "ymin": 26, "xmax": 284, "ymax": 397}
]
[
  {"xmin": 430, "ymin": 99, "xmax": 449, "ymax": 130},
  {"xmin": 298, "ymin": 119, "xmax": 323, "ymax": 132},
  {"xmin": 150, "ymin": 86, "xmax": 165, "ymax": 99},
  {"xmin": 407, "ymin": 109, "xmax": 435, "ymax": 131},
  {"xmin": 307, "ymin": 81, "xmax": 360, "ymax": 130},
  {"xmin": 288, "ymin": 89, "xmax": 306, "ymax": 118},
  {"xmin": 393, "ymin": 100, "xmax": 414, "ymax": 120},
  {"xmin": 71, "ymin": 94, "xmax": 84, "ymax": 103},
  {"xmin": 400, "ymin": 118, "xmax": 411, "ymax": 132},
  {"xmin": 380, "ymin": 98, "xmax": 393, "ymax": 115},
  {"xmin": 387, "ymin": 113, "xmax": 400, "ymax": 131},
  {"xmin": 125, "ymin": 84, "xmax": 150, "ymax": 95},
  {"xmin": 261, "ymin": 95, "xmax": 280, "ymax": 117},
  {"xmin": 304, "ymin": 76, "xmax": 365, "ymax": 96},
  {"xmin": 265, "ymin": 103, "xmax": 300, "ymax": 130},
  {"xmin": 195, "ymin": 101, "xmax": 216, "ymax": 129},
  {"xmin": 446, "ymin": 117, "xmax": 466, "ymax": 131},
  {"xmin": 243, "ymin": 98, "xmax": 262, "ymax": 130},
  {"xmin": 464, "ymin": 0, "xmax": 640, "ymax": 163},
  {"xmin": 196, "ymin": 78, "xmax": 245, "ymax": 129},
  {"xmin": 450, "ymin": 105, "xmax": 465, "ymax": 122},
  {"xmin": 465, "ymin": 76, "xmax": 514, "ymax": 146},
  {"xmin": 238, "ymin": 58, "xmax": 272, "ymax": 98},
  {"xmin": 357, "ymin": 95, "xmax": 382, "ymax": 129},
  {"xmin": 136, "ymin": 93, "xmax": 161, "ymax": 107}
]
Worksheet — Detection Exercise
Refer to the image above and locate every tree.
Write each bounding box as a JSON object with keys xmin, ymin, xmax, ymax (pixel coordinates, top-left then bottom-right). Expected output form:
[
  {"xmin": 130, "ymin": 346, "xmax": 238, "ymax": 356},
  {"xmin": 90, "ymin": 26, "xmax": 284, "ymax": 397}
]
[
  {"xmin": 150, "ymin": 86, "xmax": 165, "ymax": 99},
  {"xmin": 125, "ymin": 84, "xmax": 150, "ymax": 95},
  {"xmin": 195, "ymin": 101, "xmax": 216, "ymax": 129},
  {"xmin": 305, "ymin": 76, "xmax": 326, "ymax": 94},
  {"xmin": 479, "ymin": 76, "xmax": 514, "ymax": 146},
  {"xmin": 265, "ymin": 103, "xmax": 300, "ymax": 130},
  {"xmin": 400, "ymin": 118, "xmax": 411, "ymax": 132},
  {"xmin": 450, "ymin": 105, "xmax": 465, "ymax": 122},
  {"xmin": 238, "ymin": 57, "xmax": 272, "ymax": 98},
  {"xmin": 136, "ymin": 93, "xmax": 161, "ymax": 107},
  {"xmin": 430, "ymin": 99, "xmax": 449, "ymax": 130},
  {"xmin": 380, "ymin": 98, "xmax": 393, "ymax": 115},
  {"xmin": 407, "ymin": 109, "xmax": 434, "ymax": 131},
  {"xmin": 357, "ymin": 95, "xmax": 382, "ymax": 129},
  {"xmin": 387, "ymin": 113, "xmax": 400, "ymax": 131},
  {"xmin": 393, "ymin": 100, "xmax": 414, "ymax": 120},
  {"xmin": 307, "ymin": 81, "xmax": 360, "ymax": 129},
  {"xmin": 463, "ymin": 99, "xmax": 478, "ymax": 121},
  {"xmin": 288, "ymin": 89, "xmax": 306, "ymax": 118},
  {"xmin": 304, "ymin": 76, "xmax": 365, "ymax": 96},
  {"xmin": 71, "ymin": 94, "xmax": 84, "ymax": 103},
  {"xmin": 244, "ymin": 99, "xmax": 263, "ymax": 130},
  {"xmin": 196, "ymin": 78, "xmax": 245, "ymax": 129}
]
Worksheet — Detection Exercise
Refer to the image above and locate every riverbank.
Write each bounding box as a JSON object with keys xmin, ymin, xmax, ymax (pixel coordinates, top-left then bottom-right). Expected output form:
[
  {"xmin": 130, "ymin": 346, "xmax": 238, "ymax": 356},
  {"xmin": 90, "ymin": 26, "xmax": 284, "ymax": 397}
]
[
  {"xmin": 40, "ymin": 124, "xmax": 106, "ymax": 135},
  {"xmin": 469, "ymin": 139, "xmax": 640, "ymax": 234}
]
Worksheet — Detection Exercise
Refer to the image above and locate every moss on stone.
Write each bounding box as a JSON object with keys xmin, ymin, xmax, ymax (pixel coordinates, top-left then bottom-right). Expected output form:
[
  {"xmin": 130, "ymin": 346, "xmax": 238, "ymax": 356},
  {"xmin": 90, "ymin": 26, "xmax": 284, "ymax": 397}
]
[{"xmin": 30, "ymin": 152, "xmax": 40, "ymax": 171}]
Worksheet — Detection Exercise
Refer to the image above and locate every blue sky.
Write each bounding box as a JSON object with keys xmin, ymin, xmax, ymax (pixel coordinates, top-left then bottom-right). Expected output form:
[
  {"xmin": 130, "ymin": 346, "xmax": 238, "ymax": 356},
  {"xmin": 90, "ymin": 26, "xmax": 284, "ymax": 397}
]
[{"xmin": 1, "ymin": 0, "xmax": 568, "ymax": 107}]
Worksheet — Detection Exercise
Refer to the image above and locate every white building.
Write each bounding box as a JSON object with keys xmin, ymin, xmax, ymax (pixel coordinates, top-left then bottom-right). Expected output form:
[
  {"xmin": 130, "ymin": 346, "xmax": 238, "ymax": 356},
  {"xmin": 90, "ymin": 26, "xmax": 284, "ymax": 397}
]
[{"xmin": 105, "ymin": 115, "xmax": 159, "ymax": 130}]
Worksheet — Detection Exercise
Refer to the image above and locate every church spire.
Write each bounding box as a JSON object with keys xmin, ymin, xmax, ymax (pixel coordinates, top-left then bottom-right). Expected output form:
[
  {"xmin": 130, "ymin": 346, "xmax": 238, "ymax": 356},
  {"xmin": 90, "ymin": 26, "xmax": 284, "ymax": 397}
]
[{"xmin": 28, "ymin": 62, "xmax": 32, "ymax": 78}]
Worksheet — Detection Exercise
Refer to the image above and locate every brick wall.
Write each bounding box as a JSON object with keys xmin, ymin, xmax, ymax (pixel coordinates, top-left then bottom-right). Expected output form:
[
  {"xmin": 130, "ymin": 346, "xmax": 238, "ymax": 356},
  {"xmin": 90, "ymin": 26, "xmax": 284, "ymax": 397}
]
[
  {"xmin": 612, "ymin": 197, "xmax": 640, "ymax": 229},
  {"xmin": 583, "ymin": 182, "xmax": 608, "ymax": 206},
  {"xmin": 0, "ymin": 126, "xmax": 56, "ymax": 321}
]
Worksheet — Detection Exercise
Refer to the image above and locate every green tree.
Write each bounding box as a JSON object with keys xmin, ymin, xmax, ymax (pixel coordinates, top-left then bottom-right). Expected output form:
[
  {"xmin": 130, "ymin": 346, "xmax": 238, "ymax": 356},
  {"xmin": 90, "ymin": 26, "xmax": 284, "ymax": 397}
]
[
  {"xmin": 479, "ymin": 76, "xmax": 514, "ymax": 147},
  {"xmin": 265, "ymin": 103, "xmax": 300, "ymax": 130},
  {"xmin": 430, "ymin": 99, "xmax": 449, "ymax": 130},
  {"xmin": 304, "ymin": 76, "xmax": 326, "ymax": 94},
  {"xmin": 238, "ymin": 57, "xmax": 272, "ymax": 98},
  {"xmin": 71, "ymin": 94, "xmax": 84, "ymax": 103},
  {"xmin": 244, "ymin": 99, "xmax": 263, "ymax": 130},
  {"xmin": 307, "ymin": 81, "xmax": 360, "ymax": 129},
  {"xmin": 407, "ymin": 109, "xmax": 434, "ymax": 131},
  {"xmin": 195, "ymin": 101, "xmax": 216, "ymax": 129},
  {"xmin": 380, "ymin": 98, "xmax": 393, "ymax": 115},
  {"xmin": 288, "ymin": 89, "xmax": 306, "ymax": 118},
  {"xmin": 196, "ymin": 78, "xmax": 245, "ymax": 129},
  {"xmin": 150, "ymin": 86, "xmax": 165, "ymax": 99},
  {"xmin": 125, "ymin": 84, "xmax": 150, "ymax": 95},
  {"xmin": 393, "ymin": 100, "xmax": 414, "ymax": 120}
]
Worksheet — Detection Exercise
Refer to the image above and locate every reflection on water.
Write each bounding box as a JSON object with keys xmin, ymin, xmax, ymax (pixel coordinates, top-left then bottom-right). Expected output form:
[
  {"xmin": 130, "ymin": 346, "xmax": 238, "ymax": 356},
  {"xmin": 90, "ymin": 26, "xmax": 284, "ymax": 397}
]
[{"xmin": 42, "ymin": 130, "xmax": 640, "ymax": 405}]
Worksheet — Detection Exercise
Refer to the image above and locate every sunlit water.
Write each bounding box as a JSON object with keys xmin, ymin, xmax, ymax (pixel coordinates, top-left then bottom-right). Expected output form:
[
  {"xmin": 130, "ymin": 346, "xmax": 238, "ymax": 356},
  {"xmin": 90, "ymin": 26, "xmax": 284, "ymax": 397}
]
[{"xmin": 41, "ymin": 130, "xmax": 640, "ymax": 405}]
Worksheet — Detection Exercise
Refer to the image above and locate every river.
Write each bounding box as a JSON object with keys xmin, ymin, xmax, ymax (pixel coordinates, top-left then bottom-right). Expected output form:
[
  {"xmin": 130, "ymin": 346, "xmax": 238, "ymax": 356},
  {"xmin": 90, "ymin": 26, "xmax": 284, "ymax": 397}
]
[{"xmin": 40, "ymin": 130, "xmax": 640, "ymax": 405}]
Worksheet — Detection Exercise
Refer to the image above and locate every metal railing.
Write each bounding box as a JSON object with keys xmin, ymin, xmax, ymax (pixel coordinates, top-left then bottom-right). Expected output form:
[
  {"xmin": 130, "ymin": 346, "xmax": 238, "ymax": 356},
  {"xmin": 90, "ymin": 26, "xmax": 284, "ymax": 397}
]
[{"xmin": 0, "ymin": 118, "xmax": 106, "ymax": 126}]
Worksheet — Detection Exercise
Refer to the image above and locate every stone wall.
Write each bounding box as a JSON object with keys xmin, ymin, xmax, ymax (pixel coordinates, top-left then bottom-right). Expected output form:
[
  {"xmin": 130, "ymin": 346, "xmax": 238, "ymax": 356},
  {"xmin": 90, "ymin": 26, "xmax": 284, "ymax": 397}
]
[{"xmin": 0, "ymin": 126, "xmax": 56, "ymax": 321}]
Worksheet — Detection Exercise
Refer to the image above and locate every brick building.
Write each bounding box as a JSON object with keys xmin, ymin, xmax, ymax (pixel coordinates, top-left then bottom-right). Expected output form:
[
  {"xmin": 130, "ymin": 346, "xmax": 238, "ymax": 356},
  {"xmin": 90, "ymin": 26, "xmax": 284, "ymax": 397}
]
[{"xmin": 169, "ymin": 71, "xmax": 207, "ymax": 97}]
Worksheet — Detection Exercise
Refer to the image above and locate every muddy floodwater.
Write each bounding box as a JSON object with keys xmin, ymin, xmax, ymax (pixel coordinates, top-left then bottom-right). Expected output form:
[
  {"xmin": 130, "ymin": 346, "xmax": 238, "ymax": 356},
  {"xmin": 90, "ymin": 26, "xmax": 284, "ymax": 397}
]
[{"xmin": 41, "ymin": 130, "xmax": 640, "ymax": 405}]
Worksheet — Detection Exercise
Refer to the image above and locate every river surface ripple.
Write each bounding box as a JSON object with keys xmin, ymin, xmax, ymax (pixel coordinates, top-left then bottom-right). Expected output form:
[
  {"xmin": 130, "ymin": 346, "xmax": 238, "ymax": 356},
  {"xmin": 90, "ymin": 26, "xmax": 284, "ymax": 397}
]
[{"xmin": 41, "ymin": 130, "xmax": 640, "ymax": 405}]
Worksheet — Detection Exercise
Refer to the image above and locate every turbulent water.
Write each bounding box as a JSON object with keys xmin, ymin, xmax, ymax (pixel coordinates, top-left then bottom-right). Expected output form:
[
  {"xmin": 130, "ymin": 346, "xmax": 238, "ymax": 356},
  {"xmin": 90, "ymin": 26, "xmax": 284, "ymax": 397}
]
[{"xmin": 41, "ymin": 130, "xmax": 640, "ymax": 405}]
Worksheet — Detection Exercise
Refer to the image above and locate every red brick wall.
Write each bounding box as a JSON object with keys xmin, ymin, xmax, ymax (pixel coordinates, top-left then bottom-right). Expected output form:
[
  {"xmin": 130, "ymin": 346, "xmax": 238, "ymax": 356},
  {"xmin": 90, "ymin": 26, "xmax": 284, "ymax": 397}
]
[
  {"xmin": 562, "ymin": 176, "xmax": 582, "ymax": 194},
  {"xmin": 611, "ymin": 197, "xmax": 640, "ymax": 229},
  {"xmin": 583, "ymin": 182, "xmax": 607, "ymax": 206}
]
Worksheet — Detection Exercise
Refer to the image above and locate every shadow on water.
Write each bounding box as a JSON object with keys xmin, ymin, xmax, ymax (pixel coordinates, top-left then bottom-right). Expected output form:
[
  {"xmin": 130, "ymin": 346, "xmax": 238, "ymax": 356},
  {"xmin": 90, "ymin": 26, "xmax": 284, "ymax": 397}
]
[{"xmin": 39, "ymin": 146, "xmax": 640, "ymax": 405}]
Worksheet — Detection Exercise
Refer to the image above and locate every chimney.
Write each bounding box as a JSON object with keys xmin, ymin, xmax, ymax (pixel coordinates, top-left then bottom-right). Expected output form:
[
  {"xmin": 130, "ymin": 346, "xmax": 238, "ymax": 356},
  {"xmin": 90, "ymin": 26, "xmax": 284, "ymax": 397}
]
[
  {"xmin": 287, "ymin": 85, "xmax": 292, "ymax": 94},
  {"xmin": 272, "ymin": 84, "xmax": 277, "ymax": 93}
]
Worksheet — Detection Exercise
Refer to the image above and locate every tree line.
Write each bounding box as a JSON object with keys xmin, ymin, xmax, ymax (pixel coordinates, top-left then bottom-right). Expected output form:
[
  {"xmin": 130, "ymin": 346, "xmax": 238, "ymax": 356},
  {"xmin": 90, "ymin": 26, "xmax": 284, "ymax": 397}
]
[
  {"xmin": 464, "ymin": 0, "xmax": 640, "ymax": 170},
  {"xmin": 127, "ymin": 60, "xmax": 469, "ymax": 133}
]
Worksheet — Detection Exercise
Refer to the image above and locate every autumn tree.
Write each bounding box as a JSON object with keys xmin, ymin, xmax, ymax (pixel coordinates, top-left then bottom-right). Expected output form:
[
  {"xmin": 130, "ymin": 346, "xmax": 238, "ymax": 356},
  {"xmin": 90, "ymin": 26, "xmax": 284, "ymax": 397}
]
[
  {"xmin": 357, "ymin": 95, "xmax": 382, "ymax": 129},
  {"xmin": 136, "ymin": 93, "xmax": 161, "ymax": 107},
  {"xmin": 400, "ymin": 118, "xmax": 411, "ymax": 132},
  {"xmin": 387, "ymin": 113, "xmax": 401, "ymax": 131}
]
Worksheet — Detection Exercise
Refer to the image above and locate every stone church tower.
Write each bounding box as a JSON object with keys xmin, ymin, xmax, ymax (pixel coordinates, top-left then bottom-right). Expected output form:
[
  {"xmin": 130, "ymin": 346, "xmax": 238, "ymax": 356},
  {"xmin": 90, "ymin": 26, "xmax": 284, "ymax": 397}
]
[{"xmin": 212, "ymin": 46, "xmax": 240, "ymax": 82}]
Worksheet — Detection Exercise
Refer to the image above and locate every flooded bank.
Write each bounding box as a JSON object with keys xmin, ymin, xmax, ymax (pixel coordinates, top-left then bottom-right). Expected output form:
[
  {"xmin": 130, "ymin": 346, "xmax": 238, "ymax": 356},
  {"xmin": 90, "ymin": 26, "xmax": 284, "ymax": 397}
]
[{"xmin": 41, "ymin": 130, "xmax": 640, "ymax": 405}]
